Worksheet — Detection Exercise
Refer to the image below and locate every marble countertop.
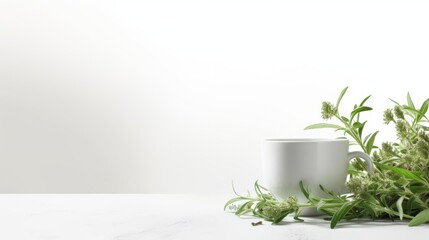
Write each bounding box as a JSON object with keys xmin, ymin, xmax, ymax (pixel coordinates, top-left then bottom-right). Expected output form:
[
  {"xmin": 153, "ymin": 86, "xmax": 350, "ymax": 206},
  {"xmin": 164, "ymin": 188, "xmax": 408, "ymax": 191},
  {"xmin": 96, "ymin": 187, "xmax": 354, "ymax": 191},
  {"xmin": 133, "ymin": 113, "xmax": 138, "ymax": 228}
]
[{"xmin": 0, "ymin": 194, "xmax": 428, "ymax": 240}]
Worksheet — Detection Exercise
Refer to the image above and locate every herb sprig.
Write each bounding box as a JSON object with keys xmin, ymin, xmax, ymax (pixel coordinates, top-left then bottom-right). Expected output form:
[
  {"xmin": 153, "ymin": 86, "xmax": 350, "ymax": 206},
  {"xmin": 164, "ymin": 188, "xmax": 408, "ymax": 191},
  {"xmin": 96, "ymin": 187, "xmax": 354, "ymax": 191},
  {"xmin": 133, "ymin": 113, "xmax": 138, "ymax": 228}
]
[{"xmin": 225, "ymin": 88, "xmax": 429, "ymax": 228}]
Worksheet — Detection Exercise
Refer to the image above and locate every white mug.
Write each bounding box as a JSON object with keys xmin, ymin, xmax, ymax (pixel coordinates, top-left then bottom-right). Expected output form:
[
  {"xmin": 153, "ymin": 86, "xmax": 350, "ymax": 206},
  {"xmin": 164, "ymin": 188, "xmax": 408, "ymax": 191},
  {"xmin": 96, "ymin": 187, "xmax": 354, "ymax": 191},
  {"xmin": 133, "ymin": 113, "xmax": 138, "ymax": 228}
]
[{"xmin": 261, "ymin": 138, "xmax": 373, "ymax": 215}]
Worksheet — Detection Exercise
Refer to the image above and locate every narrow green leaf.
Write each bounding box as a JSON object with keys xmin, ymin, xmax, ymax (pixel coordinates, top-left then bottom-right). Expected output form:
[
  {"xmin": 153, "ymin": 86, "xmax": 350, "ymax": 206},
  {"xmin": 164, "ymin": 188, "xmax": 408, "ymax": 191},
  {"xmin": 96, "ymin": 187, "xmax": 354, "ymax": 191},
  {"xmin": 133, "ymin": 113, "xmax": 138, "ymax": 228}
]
[
  {"xmin": 350, "ymin": 106, "xmax": 372, "ymax": 121},
  {"xmin": 407, "ymin": 92, "xmax": 415, "ymax": 109},
  {"xmin": 403, "ymin": 106, "xmax": 426, "ymax": 119},
  {"xmin": 359, "ymin": 95, "xmax": 371, "ymax": 107},
  {"xmin": 378, "ymin": 164, "xmax": 427, "ymax": 185},
  {"xmin": 299, "ymin": 181, "xmax": 310, "ymax": 199},
  {"xmin": 409, "ymin": 209, "xmax": 429, "ymax": 226},
  {"xmin": 304, "ymin": 123, "xmax": 343, "ymax": 130},
  {"xmin": 352, "ymin": 122, "xmax": 363, "ymax": 129},
  {"xmin": 415, "ymin": 98, "xmax": 429, "ymax": 123},
  {"xmin": 231, "ymin": 180, "xmax": 240, "ymax": 196},
  {"xmin": 330, "ymin": 201, "xmax": 356, "ymax": 229},
  {"xmin": 406, "ymin": 196, "xmax": 416, "ymax": 213},
  {"xmin": 419, "ymin": 98, "xmax": 429, "ymax": 116},
  {"xmin": 360, "ymin": 192, "xmax": 379, "ymax": 205},
  {"xmin": 396, "ymin": 196, "xmax": 405, "ymax": 220},
  {"xmin": 318, "ymin": 184, "xmax": 338, "ymax": 198},
  {"xmin": 365, "ymin": 131, "xmax": 378, "ymax": 154},
  {"xmin": 363, "ymin": 133, "xmax": 372, "ymax": 144},
  {"xmin": 294, "ymin": 213, "xmax": 304, "ymax": 222},
  {"xmin": 235, "ymin": 201, "xmax": 253, "ymax": 215},
  {"xmin": 341, "ymin": 116, "xmax": 350, "ymax": 123},
  {"xmin": 389, "ymin": 98, "xmax": 402, "ymax": 107},
  {"xmin": 358, "ymin": 121, "xmax": 367, "ymax": 137},
  {"xmin": 273, "ymin": 212, "xmax": 290, "ymax": 224},
  {"xmin": 410, "ymin": 186, "xmax": 429, "ymax": 194},
  {"xmin": 254, "ymin": 180, "xmax": 265, "ymax": 200},
  {"xmin": 336, "ymin": 87, "xmax": 349, "ymax": 108},
  {"xmin": 360, "ymin": 202, "xmax": 377, "ymax": 219},
  {"xmin": 355, "ymin": 104, "xmax": 360, "ymax": 122},
  {"xmin": 334, "ymin": 127, "xmax": 347, "ymax": 132},
  {"xmin": 258, "ymin": 184, "xmax": 269, "ymax": 191},
  {"xmin": 344, "ymin": 129, "xmax": 354, "ymax": 138},
  {"xmin": 388, "ymin": 98, "xmax": 418, "ymax": 117},
  {"xmin": 406, "ymin": 99, "xmax": 429, "ymax": 124},
  {"xmin": 348, "ymin": 165, "xmax": 361, "ymax": 175}
]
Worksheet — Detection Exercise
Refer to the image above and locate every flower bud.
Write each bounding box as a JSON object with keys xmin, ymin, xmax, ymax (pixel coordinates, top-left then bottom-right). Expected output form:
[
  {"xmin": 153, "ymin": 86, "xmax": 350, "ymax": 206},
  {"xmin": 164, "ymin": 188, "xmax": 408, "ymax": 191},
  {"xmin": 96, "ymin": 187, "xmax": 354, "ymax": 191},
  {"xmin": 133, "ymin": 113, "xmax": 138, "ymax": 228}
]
[
  {"xmin": 383, "ymin": 109, "xmax": 394, "ymax": 124},
  {"xmin": 394, "ymin": 105, "xmax": 405, "ymax": 120},
  {"xmin": 321, "ymin": 101, "xmax": 337, "ymax": 120},
  {"xmin": 395, "ymin": 119, "xmax": 408, "ymax": 140}
]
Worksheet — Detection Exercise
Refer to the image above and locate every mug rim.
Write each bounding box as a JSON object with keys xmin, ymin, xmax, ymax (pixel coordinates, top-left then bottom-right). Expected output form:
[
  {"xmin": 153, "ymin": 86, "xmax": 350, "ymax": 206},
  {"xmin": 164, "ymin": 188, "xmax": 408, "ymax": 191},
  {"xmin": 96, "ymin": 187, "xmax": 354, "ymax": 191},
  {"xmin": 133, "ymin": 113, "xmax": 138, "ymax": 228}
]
[{"xmin": 263, "ymin": 138, "xmax": 348, "ymax": 142}]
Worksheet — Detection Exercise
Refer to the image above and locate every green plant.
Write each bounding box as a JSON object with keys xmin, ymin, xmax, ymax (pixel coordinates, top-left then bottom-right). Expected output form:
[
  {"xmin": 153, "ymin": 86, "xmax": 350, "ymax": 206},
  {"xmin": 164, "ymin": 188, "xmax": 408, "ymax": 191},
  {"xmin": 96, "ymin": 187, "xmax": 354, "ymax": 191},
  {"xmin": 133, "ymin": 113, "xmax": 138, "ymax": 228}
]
[{"xmin": 225, "ymin": 87, "xmax": 429, "ymax": 228}]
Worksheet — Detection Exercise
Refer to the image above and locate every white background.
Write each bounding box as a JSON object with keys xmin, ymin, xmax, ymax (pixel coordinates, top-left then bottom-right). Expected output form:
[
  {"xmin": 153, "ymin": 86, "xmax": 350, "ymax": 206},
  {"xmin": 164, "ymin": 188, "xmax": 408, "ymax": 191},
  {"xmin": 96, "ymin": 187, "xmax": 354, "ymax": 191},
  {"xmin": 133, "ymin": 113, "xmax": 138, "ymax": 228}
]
[{"xmin": 0, "ymin": 0, "xmax": 428, "ymax": 193}]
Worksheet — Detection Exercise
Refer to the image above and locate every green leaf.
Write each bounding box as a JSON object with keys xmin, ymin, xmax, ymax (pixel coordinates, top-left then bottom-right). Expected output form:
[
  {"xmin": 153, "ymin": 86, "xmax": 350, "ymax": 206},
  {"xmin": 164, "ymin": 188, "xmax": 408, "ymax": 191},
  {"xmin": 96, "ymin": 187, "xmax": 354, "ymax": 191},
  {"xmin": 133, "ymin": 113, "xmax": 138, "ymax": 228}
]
[
  {"xmin": 416, "ymin": 98, "xmax": 429, "ymax": 122},
  {"xmin": 396, "ymin": 196, "xmax": 405, "ymax": 220},
  {"xmin": 360, "ymin": 192, "xmax": 379, "ymax": 205},
  {"xmin": 294, "ymin": 213, "xmax": 304, "ymax": 222},
  {"xmin": 419, "ymin": 98, "xmax": 429, "ymax": 116},
  {"xmin": 350, "ymin": 106, "xmax": 372, "ymax": 121},
  {"xmin": 409, "ymin": 209, "xmax": 429, "ymax": 226},
  {"xmin": 407, "ymin": 92, "xmax": 415, "ymax": 109},
  {"xmin": 358, "ymin": 121, "xmax": 367, "ymax": 137},
  {"xmin": 334, "ymin": 127, "xmax": 348, "ymax": 132},
  {"xmin": 378, "ymin": 164, "xmax": 428, "ymax": 185},
  {"xmin": 241, "ymin": 202, "xmax": 255, "ymax": 215},
  {"xmin": 389, "ymin": 98, "xmax": 402, "ymax": 107},
  {"xmin": 390, "ymin": 98, "xmax": 419, "ymax": 119},
  {"xmin": 403, "ymin": 106, "xmax": 425, "ymax": 119},
  {"xmin": 359, "ymin": 95, "xmax": 371, "ymax": 107},
  {"xmin": 235, "ymin": 201, "xmax": 253, "ymax": 215},
  {"xmin": 299, "ymin": 181, "xmax": 310, "ymax": 199},
  {"xmin": 365, "ymin": 131, "xmax": 378, "ymax": 154},
  {"xmin": 254, "ymin": 180, "xmax": 266, "ymax": 200},
  {"xmin": 330, "ymin": 201, "xmax": 356, "ymax": 229},
  {"xmin": 336, "ymin": 87, "xmax": 348, "ymax": 109},
  {"xmin": 352, "ymin": 122, "xmax": 363, "ymax": 129},
  {"xmin": 360, "ymin": 202, "xmax": 377, "ymax": 219},
  {"xmin": 344, "ymin": 129, "xmax": 354, "ymax": 139},
  {"xmin": 304, "ymin": 123, "xmax": 343, "ymax": 130},
  {"xmin": 258, "ymin": 184, "xmax": 269, "ymax": 191},
  {"xmin": 410, "ymin": 186, "xmax": 429, "ymax": 194},
  {"xmin": 318, "ymin": 184, "xmax": 338, "ymax": 198},
  {"xmin": 272, "ymin": 212, "xmax": 290, "ymax": 224},
  {"xmin": 348, "ymin": 166, "xmax": 361, "ymax": 175}
]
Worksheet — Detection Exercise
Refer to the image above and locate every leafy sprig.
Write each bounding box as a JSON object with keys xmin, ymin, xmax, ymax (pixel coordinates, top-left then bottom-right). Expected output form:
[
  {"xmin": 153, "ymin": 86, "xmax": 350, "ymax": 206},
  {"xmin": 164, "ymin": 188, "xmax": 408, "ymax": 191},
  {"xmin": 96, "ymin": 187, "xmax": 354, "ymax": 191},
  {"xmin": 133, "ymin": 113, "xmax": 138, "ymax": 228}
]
[
  {"xmin": 224, "ymin": 181, "xmax": 307, "ymax": 223},
  {"xmin": 305, "ymin": 87, "xmax": 375, "ymax": 156},
  {"xmin": 225, "ymin": 88, "xmax": 429, "ymax": 228}
]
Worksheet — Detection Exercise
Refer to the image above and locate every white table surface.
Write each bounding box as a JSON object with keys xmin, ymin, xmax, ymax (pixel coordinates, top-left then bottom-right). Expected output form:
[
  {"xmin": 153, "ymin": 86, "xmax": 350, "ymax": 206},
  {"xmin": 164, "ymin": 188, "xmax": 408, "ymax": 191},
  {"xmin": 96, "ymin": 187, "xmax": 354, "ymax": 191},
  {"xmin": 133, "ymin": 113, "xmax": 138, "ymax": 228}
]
[{"xmin": 0, "ymin": 194, "xmax": 428, "ymax": 240}]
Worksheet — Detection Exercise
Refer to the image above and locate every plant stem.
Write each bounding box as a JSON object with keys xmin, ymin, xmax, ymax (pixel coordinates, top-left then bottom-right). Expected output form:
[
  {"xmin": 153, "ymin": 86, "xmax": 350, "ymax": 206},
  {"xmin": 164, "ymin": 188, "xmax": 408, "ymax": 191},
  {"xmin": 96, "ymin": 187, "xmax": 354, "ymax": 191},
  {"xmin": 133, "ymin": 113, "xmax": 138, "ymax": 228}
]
[{"xmin": 334, "ymin": 114, "xmax": 366, "ymax": 153}]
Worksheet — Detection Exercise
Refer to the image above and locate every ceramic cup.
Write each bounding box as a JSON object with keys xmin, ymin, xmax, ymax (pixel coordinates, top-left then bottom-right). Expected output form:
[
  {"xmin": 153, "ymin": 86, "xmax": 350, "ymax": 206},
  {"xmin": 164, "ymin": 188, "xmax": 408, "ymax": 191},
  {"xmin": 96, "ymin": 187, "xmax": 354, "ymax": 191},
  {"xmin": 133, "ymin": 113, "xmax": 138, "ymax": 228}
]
[{"xmin": 261, "ymin": 138, "xmax": 373, "ymax": 216}]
